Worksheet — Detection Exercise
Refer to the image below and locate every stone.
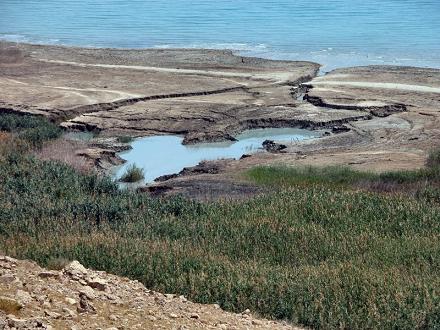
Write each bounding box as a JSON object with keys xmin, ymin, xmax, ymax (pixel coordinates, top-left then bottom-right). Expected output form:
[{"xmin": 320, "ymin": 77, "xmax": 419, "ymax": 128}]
[
  {"xmin": 0, "ymin": 274, "xmax": 16, "ymax": 284},
  {"xmin": 0, "ymin": 256, "xmax": 17, "ymax": 264},
  {"xmin": 242, "ymin": 309, "xmax": 251, "ymax": 315},
  {"xmin": 63, "ymin": 261, "xmax": 87, "ymax": 276},
  {"xmin": 79, "ymin": 286, "xmax": 96, "ymax": 300},
  {"xmin": 65, "ymin": 297, "xmax": 77, "ymax": 305},
  {"xmin": 77, "ymin": 293, "xmax": 96, "ymax": 314},
  {"xmin": 15, "ymin": 289, "xmax": 32, "ymax": 305},
  {"xmin": 169, "ymin": 313, "xmax": 178, "ymax": 319},
  {"xmin": 44, "ymin": 310, "xmax": 61, "ymax": 319},
  {"xmin": 0, "ymin": 296, "xmax": 23, "ymax": 312},
  {"xmin": 63, "ymin": 307, "xmax": 77, "ymax": 318},
  {"xmin": 262, "ymin": 140, "xmax": 287, "ymax": 153},
  {"xmin": 42, "ymin": 301, "xmax": 51, "ymax": 309},
  {"xmin": 6, "ymin": 316, "xmax": 27, "ymax": 328},
  {"xmin": 86, "ymin": 277, "xmax": 107, "ymax": 291},
  {"xmin": 38, "ymin": 271, "xmax": 61, "ymax": 279},
  {"xmin": 189, "ymin": 313, "xmax": 200, "ymax": 319}
]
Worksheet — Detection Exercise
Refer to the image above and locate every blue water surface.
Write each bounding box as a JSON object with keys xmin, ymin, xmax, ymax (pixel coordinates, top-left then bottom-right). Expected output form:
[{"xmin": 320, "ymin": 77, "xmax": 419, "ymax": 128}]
[{"xmin": 1, "ymin": 0, "xmax": 439, "ymax": 70}]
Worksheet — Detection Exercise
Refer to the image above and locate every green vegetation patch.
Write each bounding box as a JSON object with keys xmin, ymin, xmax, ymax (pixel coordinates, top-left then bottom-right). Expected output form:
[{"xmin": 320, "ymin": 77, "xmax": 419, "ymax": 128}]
[
  {"xmin": 0, "ymin": 113, "xmax": 62, "ymax": 148},
  {"xmin": 119, "ymin": 164, "xmax": 144, "ymax": 182},
  {"xmin": 116, "ymin": 135, "xmax": 134, "ymax": 144}
]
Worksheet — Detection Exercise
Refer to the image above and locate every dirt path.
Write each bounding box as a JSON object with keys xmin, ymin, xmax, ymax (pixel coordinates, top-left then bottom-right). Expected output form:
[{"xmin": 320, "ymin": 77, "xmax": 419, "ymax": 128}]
[
  {"xmin": 39, "ymin": 58, "xmax": 295, "ymax": 83},
  {"xmin": 311, "ymin": 80, "xmax": 440, "ymax": 93}
]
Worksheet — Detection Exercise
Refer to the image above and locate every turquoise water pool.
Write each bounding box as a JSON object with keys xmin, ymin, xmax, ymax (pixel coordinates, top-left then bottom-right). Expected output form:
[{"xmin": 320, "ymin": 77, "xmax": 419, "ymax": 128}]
[{"xmin": 113, "ymin": 128, "xmax": 322, "ymax": 183}]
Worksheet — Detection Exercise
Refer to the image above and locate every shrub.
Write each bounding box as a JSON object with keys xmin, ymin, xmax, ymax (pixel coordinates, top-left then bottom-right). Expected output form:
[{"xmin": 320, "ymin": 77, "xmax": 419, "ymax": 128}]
[
  {"xmin": 46, "ymin": 257, "xmax": 71, "ymax": 271},
  {"xmin": 119, "ymin": 164, "xmax": 144, "ymax": 182},
  {"xmin": 116, "ymin": 136, "xmax": 134, "ymax": 143},
  {"xmin": 0, "ymin": 113, "xmax": 62, "ymax": 148}
]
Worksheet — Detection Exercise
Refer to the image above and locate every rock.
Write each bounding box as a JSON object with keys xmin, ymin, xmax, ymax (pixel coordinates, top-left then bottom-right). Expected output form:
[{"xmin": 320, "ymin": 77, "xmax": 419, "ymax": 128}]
[
  {"xmin": 38, "ymin": 271, "xmax": 61, "ymax": 279},
  {"xmin": 15, "ymin": 289, "xmax": 33, "ymax": 305},
  {"xmin": 331, "ymin": 125, "xmax": 351, "ymax": 134},
  {"xmin": 0, "ymin": 296, "xmax": 23, "ymax": 314},
  {"xmin": 63, "ymin": 261, "xmax": 87, "ymax": 277},
  {"xmin": 79, "ymin": 286, "xmax": 96, "ymax": 300},
  {"xmin": 77, "ymin": 292, "xmax": 96, "ymax": 314},
  {"xmin": 6, "ymin": 316, "xmax": 27, "ymax": 328},
  {"xmin": 242, "ymin": 309, "xmax": 251, "ymax": 315},
  {"xmin": 108, "ymin": 314, "xmax": 118, "ymax": 321},
  {"xmin": 262, "ymin": 140, "xmax": 287, "ymax": 153},
  {"xmin": 44, "ymin": 310, "xmax": 61, "ymax": 319},
  {"xmin": 42, "ymin": 301, "xmax": 51, "ymax": 309},
  {"xmin": 86, "ymin": 277, "xmax": 107, "ymax": 291},
  {"xmin": 148, "ymin": 315, "xmax": 157, "ymax": 322},
  {"xmin": 63, "ymin": 307, "xmax": 77, "ymax": 318},
  {"xmin": 0, "ymin": 274, "xmax": 16, "ymax": 284},
  {"xmin": 0, "ymin": 256, "xmax": 18, "ymax": 264},
  {"xmin": 169, "ymin": 313, "xmax": 178, "ymax": 319},
  {"xmin": 65, "ymin": 297, "xmax": 77, "ymax": 305},
  {"xmin": 190, "ymin": 313, "xmax": 200, "ymax": 319}
]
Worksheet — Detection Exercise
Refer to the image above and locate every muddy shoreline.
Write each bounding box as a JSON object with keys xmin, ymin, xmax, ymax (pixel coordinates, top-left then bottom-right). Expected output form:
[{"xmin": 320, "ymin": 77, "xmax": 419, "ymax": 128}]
[{"xmin": 1, "ymin": 42, "xmax": 440, "ymax": 199}]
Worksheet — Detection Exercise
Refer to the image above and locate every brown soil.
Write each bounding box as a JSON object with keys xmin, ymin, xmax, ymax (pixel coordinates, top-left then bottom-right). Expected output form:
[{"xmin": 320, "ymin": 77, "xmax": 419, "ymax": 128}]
[{"xmin": 0, "ymin": 255, "xmax": 301, "ymax": 330}]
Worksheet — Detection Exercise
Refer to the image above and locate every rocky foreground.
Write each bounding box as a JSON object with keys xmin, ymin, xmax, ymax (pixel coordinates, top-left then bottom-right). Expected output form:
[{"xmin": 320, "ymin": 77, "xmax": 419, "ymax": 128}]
[{"xmin": 0, "ymin": 256, "xmax": 300, "ymax": 330}]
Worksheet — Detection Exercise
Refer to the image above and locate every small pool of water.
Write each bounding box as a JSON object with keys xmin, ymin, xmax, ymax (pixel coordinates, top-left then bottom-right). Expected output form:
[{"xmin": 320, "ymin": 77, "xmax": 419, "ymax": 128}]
[{"xmin": 113, "ymin": 128, "xmax": 323, "ymax": 184}]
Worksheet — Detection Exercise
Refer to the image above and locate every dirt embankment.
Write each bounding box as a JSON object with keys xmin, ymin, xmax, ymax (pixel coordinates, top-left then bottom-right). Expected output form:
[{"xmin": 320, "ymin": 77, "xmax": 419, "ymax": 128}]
[{"xmin": 0, "ymin": 255, "xmax": 300, "ymax": 330}]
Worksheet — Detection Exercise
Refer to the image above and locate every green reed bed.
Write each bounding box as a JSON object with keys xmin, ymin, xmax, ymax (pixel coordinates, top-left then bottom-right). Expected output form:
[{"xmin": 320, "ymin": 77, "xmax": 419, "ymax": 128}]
[{"xmin": 0, "ymin": 114, "xmax": 439, "ymax": 329}]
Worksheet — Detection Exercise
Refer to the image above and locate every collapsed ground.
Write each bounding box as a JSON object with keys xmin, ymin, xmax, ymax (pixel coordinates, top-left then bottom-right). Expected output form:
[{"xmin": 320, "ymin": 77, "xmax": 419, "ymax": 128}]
[{"xmin": 2, "ymin": 42, "xmax": 439, "ymax": 198}]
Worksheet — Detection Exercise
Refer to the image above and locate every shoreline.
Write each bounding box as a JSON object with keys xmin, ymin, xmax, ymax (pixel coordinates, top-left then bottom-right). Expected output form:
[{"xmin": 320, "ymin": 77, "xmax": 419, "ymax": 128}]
[
  {"xmin": 1, "ymin": 41, "xmax": 440, "ymax": 199},
  {"xmin": 3, "ymin": 38, "xmax": 440, "ymax": 71}
]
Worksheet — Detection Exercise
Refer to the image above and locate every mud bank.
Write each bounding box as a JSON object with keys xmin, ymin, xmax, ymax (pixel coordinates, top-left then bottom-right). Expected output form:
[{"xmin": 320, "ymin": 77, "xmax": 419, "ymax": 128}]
[{"xmin": 1, "ymin": 42, "xmax": 440, "ymax": 199}]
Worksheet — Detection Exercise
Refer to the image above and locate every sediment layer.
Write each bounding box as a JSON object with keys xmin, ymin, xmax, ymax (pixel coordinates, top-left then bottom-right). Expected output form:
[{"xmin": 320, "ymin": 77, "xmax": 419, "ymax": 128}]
[{"xmin": 1, "ymin": 42, "xmax": 440, "ymax": 198}]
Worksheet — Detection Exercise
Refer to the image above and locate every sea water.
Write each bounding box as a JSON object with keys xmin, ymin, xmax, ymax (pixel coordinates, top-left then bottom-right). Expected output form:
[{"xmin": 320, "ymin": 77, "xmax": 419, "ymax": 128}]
[{"xmin": 1, "ymin": 0, "xmax": 439, "ymax": 71}]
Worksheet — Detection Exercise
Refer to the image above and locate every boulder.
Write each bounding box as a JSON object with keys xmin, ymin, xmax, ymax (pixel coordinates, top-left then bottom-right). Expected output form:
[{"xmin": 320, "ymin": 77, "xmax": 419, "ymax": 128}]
[{"xmin": 63, "ymin": 261, "xmax": 87, "ymax": 277}]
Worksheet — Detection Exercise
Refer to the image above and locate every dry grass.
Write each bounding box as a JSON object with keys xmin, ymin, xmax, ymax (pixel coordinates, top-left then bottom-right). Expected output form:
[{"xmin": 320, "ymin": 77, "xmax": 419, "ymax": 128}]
[{"xmin": 34, "ymin": 137, "xmax": 93, "ymax": 173}]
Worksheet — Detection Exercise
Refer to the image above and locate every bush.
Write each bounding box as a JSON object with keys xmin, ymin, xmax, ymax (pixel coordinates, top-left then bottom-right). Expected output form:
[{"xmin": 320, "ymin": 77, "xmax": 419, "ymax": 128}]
[
  {"xmin": 116, "ymin": 136, "xmax": 134, "ymax": 143},
  {"xmin": 0, "ymin": 113, "xmax": 62, "ymax": 148},
  {"xmin": 119, "ymin": 164, "xmax": 144, "ymax": 182}
]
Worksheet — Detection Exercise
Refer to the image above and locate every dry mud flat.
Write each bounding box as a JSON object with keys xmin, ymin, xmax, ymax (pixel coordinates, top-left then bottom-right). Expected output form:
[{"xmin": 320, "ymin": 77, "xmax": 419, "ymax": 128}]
[
  {"xmin": 1, "ymin": 42, "xmax": 440, "ymax": 198},
  {"xmin": 0, "ymin": 255, "xmax": 300, "ymax": 330}
]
